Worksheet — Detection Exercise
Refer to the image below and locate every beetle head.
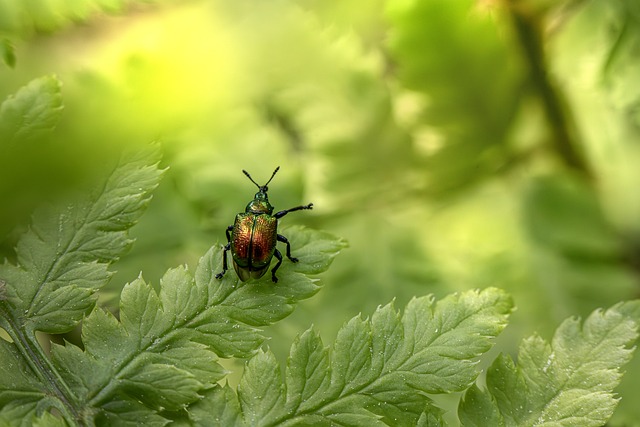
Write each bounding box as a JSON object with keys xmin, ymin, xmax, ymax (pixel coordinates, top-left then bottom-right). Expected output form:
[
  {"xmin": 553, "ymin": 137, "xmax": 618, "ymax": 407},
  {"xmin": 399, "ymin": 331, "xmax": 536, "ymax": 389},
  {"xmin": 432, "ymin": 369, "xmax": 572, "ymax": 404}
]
[{"xmin": 243, "ymin": 167, "xmax": 279, "ymax": 214}]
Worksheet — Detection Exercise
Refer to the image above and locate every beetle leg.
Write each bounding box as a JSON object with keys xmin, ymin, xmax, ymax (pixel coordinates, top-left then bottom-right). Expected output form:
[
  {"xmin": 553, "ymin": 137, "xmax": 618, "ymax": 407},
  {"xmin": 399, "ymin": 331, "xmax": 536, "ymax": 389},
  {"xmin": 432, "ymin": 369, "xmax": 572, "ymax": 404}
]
[
  {"xmin": 277, "ymin": 234, "xmax": 298, "ymax": 263},
  {"xmin": 271, "ymin": 249, "xmax": 283, "ymax": 283},
  {"xmin": 215, "ymin": 243, "xmax": 231, "ymax": 279},
  {"xmin": 215, "ymin": 225, "xmax": 234, "ymax": 279},
  {"xmin": 274, "ymin": 203, "xmax": 313, "ymax": 219},
  {"xmin": 224, "ymin": 224, "xmax": 233, "ymax": 242}
]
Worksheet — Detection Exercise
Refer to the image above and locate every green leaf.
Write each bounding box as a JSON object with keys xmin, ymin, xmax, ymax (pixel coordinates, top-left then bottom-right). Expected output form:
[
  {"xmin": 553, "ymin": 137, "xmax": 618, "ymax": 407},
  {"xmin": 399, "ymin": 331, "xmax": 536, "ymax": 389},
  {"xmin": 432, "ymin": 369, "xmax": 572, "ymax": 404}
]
[
  {"xmin": 1, "ymin": 38, "xmax": 16, "ymax": 68},
  {"xmin": 524, "ymin": 175, "xmax": 621, "ymax": 257},
  {"xmin": 189, "ymin": 385, "xmax": 244, "ymax": 427},
  {"xmin": 416, "ymin": 404, "xmax": 446, "ymax": 427},
  {"xmin": 284, "ymin": 329, "xmax": 331, "ymax": 414},
  {"xmin": 0, "ymin": 76, "xmax": 63, "ymax": 144},
  {"xmin": 239, "ymin": 350, "xmax": 285, "ymax": 425},
  {"xmin": 386, "ymin": 0, "xmax": 523, "ymax": 196},
  {"xmin": 52, "ymin": 227, "xmax": 343, "ymax": 423},
  {"xmin": 0, "ymin": 340, "xmax": 44, "ymax": 416},
  {"xmin": 0, "ymin": 145, "xmax": 164, "ymax": 334},
  {"xmin": 31, "ymin": 411, "xmax": 68, "ymax": 427},
  {"xmin": 0, "ymin": 146, "xmax": 164, "ymax": 424},
  {"xmin": 523, "ymin": 173, "xmax": 637, "ymax": 318},
  {"xmin": 459, "ymin": 302, "xmax": 639, "ymax": 426},
  {"xmin": 121, "ymin": 363, "xmax": 202, "ymax": 411},
  {"xmin": 96, "ymin": 399, "xmax": 169, "ymax": 427},
  {"xmin": 193, "ymin": 288, "xmax": 512, "ymax": 426},
  {"xmin": 458, "ymin": 384, "xmax": 504, "ymax": 427}
]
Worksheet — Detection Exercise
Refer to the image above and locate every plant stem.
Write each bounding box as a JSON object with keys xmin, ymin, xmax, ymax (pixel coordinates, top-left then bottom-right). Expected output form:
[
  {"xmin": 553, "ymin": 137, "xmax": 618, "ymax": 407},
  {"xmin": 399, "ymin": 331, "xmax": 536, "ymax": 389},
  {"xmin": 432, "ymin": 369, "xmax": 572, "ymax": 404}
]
[
  {"xmin": 0, "ymin": 305, "xmax": 83, "ymax": 426},
  {"xmin": 508, "ymin": 2, "xmax": 593, "ymax": 179}
]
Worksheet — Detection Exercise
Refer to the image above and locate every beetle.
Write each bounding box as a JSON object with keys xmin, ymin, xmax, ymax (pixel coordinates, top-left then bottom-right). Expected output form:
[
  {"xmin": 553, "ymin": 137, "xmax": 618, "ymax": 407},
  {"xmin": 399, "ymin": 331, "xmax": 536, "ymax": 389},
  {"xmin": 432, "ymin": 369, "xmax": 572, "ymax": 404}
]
[{"xmin": 215, "ymin": 166, "xmax": 313, "ymax": 283}]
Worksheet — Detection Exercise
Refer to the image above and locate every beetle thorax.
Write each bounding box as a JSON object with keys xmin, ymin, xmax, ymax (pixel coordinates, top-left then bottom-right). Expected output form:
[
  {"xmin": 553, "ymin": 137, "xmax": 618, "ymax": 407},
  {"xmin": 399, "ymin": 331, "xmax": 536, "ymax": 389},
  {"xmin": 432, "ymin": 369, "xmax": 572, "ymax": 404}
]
[{"xmin": 245, "ymin": 189, "xmax": 274, "ymax": 214}]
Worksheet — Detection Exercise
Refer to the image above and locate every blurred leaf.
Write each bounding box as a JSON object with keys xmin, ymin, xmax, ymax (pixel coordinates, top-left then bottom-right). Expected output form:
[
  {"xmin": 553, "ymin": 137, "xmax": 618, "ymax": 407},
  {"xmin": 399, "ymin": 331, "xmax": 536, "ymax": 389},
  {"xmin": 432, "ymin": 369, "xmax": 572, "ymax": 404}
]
[
  {"xmin": 0, "ymin": 38, "xmax": 15, "ymax": 68},
  {"xmin": 524, "ymin": 174, "xmax": 620, "ymax": 257},
  {"xmin": 0, "ymin": 0, "xmax": 133, "ymax": 36},
  {"xmin": 0, "ymin": 76, "xmax": 63, "ymax": 145},
  {"xmin": 387, "ymin": 0, "xmax": 524, "ymax": 196},
  {"xmin": 523, "ymin": 174, "xmax": 636, "ymax": 316},
  {"xmin": 459, "ymin": 301, "xmax": 640, "ymax": 426}
]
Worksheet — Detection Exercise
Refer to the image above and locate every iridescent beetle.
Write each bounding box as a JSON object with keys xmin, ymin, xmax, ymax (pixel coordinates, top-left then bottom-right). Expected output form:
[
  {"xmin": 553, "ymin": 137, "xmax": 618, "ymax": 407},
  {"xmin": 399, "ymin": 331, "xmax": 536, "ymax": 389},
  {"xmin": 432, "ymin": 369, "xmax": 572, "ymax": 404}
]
[{"xmin": 215, "ymin": 167, "xmax": 313, "ymax": 282}]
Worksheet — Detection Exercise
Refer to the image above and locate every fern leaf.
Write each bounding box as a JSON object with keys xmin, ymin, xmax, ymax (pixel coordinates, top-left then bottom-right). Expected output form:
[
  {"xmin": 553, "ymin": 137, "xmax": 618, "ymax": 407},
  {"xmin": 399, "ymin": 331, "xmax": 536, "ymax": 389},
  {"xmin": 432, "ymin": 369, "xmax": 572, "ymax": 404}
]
[
  {"xmin": 52, "ymin": 228, "xmax": 345, "ymax": 422},
  {"xmin": 0, "ymin": 146, "xmax": 163, "ymax": 333},
  {"xmin": 0, "ymin": 146, "xmax": 164, "ymax": 423},
  {"xmin": 459, "ymin": 301, "xmax": 640, "ymax": 426},
  {"xmin": 190, "ymin": 288, "xmax": 512, "ymax": 426}
]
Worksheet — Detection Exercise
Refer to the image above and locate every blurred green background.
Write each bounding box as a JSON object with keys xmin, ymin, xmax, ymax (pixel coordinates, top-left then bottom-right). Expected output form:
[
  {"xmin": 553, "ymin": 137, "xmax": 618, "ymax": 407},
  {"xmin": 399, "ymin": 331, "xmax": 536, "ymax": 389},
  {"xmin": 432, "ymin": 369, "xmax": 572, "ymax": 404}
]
[{"xmin": 1, "ymin": 0, "xmax": 640, "ymax": 424}]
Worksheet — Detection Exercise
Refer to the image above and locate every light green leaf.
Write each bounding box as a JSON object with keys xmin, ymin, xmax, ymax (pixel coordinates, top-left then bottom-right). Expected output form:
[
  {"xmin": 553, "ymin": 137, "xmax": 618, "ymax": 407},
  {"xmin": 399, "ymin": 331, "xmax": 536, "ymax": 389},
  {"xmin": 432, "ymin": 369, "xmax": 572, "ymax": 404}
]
[
  {"xmin": 329, "ymin": 314, "xmax": 372, "ymax": 395},
  {"xmin": 50, "ymin": 341, "xmax": 102, "ymax": 400},
  {"xmin": 121, "ymin": 363, "xmax": 202, "ymax": 411},
  {"xmin": 0, "ymin": 76, "xmax": 63, "ymax": 144},
  {"xmin": 238, "ymin": 350, "xmax": 285, "ymax": 425},
  {"xmin": 459, "ymin": 302, "xmax": 639, "ymax": 426},
  {"xmin": 195, "ymin": 288, "xmax": 512, "ymax": 426},
  {"xmin": 54, "ymin": 227, "xmax": 344, "ymax": 422},
  {"xmin": 154, "ymin": 342, "xmax": 227, "ymax": 388},
  {"xmin": 0, "ymin": 145, "xmax": 163, "ymax": 334},
  {"xmin": 284, "ymin": 329, "xmax": 331, "ymax": 414}
]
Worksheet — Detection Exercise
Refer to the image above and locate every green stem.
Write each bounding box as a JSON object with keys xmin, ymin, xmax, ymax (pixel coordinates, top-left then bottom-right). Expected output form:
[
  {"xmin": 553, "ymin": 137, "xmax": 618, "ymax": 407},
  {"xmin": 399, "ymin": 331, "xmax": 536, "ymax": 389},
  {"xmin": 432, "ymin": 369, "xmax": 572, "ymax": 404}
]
[
  {"xmin": 508, "ymin": 3, "xmax": 593, "ymax": 179},
  {"xmin": 0, "ymin": 304, "xmax": 84, "ymax": 426}
]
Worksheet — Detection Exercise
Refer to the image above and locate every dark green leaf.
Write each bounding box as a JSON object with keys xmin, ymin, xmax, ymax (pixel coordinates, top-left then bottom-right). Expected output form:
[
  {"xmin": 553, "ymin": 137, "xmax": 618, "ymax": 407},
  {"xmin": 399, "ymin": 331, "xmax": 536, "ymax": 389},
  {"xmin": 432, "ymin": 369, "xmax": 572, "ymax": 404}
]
[
  {"xmin": 189, "ymin": 385, "xmax": 245, "ymax": 427},
  {"xmin": 1, "ymin": 38, "xmax": 15, "ymax": 68}
]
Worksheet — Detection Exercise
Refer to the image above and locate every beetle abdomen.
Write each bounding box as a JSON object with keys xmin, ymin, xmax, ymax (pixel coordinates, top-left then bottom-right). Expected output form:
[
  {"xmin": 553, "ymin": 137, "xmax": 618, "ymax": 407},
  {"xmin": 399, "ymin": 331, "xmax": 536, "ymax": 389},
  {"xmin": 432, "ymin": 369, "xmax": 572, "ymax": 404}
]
[
  {"xmin": 231, "ymin": 214, "xmax": 253, "ymax": 268},
  {"xmin": 231, "ymin": 213, "xmax": 277, "ymax": 279},
  {"xmin": 250, "ymin": 215, "xmax": 277, "ymax": 266}
]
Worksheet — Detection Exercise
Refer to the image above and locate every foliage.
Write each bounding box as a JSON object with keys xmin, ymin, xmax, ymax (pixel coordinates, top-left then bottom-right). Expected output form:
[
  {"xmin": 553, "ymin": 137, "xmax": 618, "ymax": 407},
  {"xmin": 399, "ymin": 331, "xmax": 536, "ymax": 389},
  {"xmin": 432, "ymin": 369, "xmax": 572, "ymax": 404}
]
[
  {"xmin": 0, "ymin": 76, "xmax": 63, "ymax": 144},
  {"xmin": 1, "ymin": 0, "xmax": 640, "ymax": 425},
  {"xmin": 0, "ymin": 130, "xmax": 346, "ymax": 424},
  {"xmin": 459, "ymin": 301, "xmax": 640, "ymax": 427},
  {"xmin": 190, "ymin": 289, "xmax": 512, "ymax": 427}
]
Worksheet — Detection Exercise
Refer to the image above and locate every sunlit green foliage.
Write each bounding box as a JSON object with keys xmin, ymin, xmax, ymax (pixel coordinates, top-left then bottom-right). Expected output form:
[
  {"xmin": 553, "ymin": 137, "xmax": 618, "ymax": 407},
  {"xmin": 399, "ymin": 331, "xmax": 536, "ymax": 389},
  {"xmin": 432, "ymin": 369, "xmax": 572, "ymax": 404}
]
[{"xmin": 1, "ymin": 0, "xmax": 640, "ymax": 425}]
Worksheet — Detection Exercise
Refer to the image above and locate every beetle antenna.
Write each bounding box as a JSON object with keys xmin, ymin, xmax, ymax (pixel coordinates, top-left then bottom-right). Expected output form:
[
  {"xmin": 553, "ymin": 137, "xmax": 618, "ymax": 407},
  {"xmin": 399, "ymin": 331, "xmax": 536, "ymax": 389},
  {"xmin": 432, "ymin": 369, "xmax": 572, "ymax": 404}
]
[
  {"xmin": 264, "ymin": 166, "xmax": 280, "ymax": 187},
  {"xmin": 242, "ymin": 170, "xmax": 261, "ymax": 189},
  {"xmin": 242, "ymin": 166, "xmax": 280, "ymax": 189}
]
